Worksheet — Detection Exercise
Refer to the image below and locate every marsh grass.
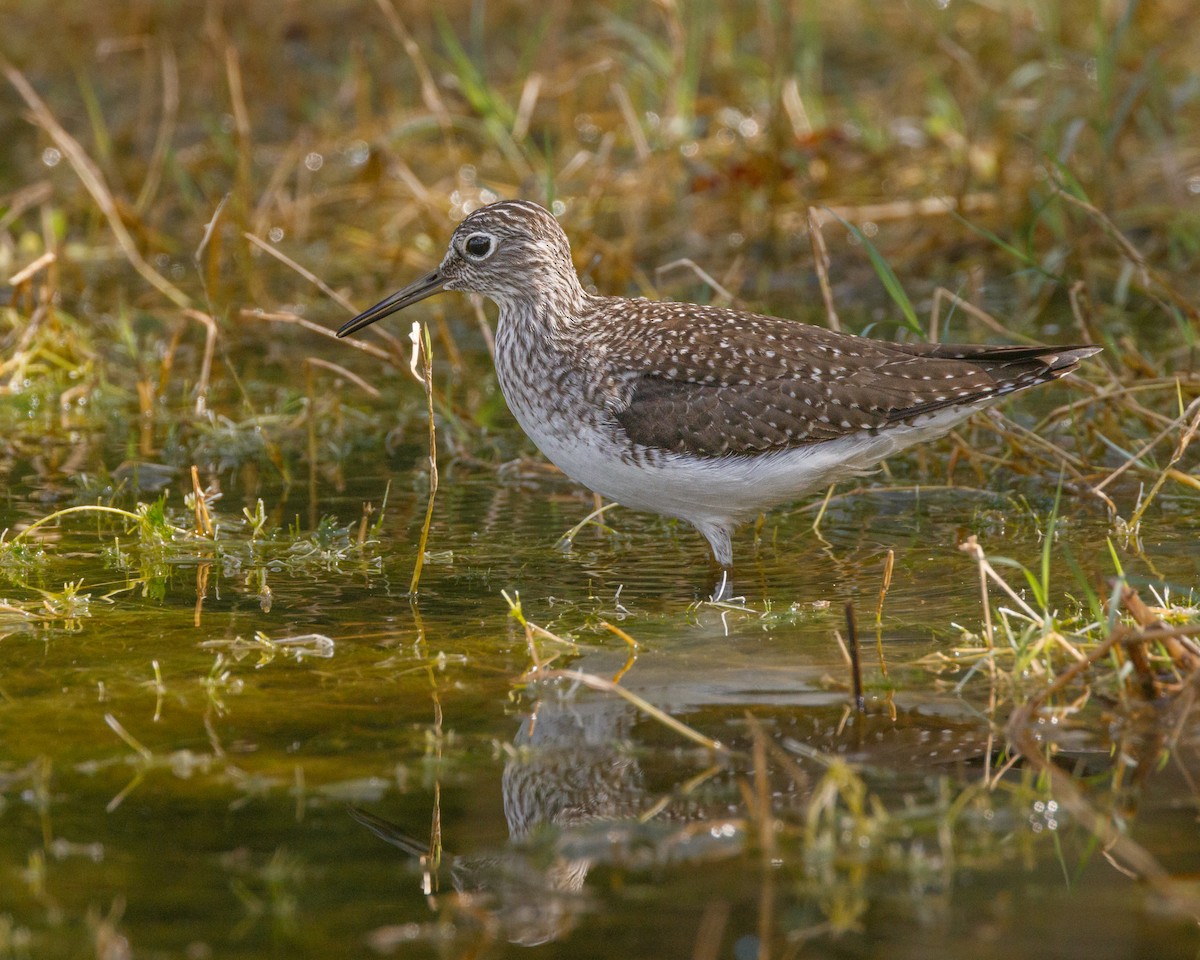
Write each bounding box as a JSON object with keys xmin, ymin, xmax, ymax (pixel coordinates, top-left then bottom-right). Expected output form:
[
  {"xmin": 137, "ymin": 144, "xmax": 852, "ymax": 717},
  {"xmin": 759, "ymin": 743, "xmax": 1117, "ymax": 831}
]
[{"xmin": 0, "ymin": 481, "xmax": 389, "ymax": 624}]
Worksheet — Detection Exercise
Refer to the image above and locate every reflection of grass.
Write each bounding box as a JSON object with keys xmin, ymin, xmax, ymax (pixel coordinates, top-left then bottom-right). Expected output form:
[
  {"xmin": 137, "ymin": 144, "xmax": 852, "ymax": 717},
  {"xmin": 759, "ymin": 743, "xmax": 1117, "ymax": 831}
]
[
  {"xmin": 227, "ymin": 847, "xmax": 307, "ymax": 942},
  {"xmin": 500, "ymin": 549, "xmax": 1200, "ymax": 937}
]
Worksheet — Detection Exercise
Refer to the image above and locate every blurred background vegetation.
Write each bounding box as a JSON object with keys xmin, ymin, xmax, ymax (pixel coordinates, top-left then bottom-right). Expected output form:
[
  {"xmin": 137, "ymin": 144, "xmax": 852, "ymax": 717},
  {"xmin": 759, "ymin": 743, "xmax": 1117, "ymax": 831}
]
[{"xmin": 2, "ymin": 1, "xmax": 1197, "ymax": 489}]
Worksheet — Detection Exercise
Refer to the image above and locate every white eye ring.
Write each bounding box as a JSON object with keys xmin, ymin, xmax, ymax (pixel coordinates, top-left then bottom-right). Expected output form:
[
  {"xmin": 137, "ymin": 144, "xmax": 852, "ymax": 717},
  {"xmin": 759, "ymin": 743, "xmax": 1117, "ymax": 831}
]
[{"xmin": 463, "ymin": 232, "xmax": 496, "ymax": 260}]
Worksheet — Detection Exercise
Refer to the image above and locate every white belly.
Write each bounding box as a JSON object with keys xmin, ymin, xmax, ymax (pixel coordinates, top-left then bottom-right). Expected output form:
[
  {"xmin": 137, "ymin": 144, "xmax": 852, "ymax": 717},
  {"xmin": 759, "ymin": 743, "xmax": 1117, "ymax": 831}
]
[{"xmin": 516, "ymin": 399, "xmax": 990, "ymax": 530}]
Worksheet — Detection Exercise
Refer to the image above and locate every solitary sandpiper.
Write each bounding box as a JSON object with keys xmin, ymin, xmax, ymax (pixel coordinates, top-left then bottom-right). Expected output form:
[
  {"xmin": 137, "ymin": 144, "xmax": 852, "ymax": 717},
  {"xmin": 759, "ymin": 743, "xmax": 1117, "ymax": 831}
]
[{"xmin": 338, "ymin": 200, "xmax": 1097, "ymax": 591}]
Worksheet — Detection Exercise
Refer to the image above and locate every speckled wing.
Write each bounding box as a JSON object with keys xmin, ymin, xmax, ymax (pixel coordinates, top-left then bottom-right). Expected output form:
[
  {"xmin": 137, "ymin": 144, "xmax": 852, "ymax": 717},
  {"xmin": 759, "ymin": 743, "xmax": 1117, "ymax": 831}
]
[
  {"xmin": 599, "ymin": 301, "xmax": 1097, "ymax": 458},
  {"xmin": 613, "ymin": 375, "xmax": 891, "ymax": 455}
]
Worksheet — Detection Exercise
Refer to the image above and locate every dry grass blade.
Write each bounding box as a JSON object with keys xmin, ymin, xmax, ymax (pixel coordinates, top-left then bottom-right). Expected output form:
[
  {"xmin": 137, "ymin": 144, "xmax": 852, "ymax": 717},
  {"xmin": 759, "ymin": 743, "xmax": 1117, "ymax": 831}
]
[
  {"xmin": 981, "ymin": 410, "xmax": 1090, "ymax": 478},
  {"xmin": 7, "ymin": 251, "xmax": 55, "ymax": 286},
  {"xmin": 193, "ymin": 193, "xmax": 229, "ymax": 306},
  {"xmin": 553, "ymin": 500, "xmax": 620, "ymax": 550},
  {"xmin": 1049, "ymin": 177, "xmax": 1199, "ymax": 324},
  {"xmin": 511, "ymin": 72, "xmax": 542, "ymax": 142},
  {"xmin": 810, "ymin": 483, "xmax": 836, "ymax": 539},
  {"xmin": 223, "ymin": 43, "xmax": 252, "ymax": 190},
  {"xmin": 958, "ymin": 535, "xmax": 1044, "ymax": 626},
  {"xmin": 181, "ymin": 309, "xmax": 218, "ymax": 415},
  {"xmin": 600, "ymin": 620, "xmax": 639, "ymax": 651},
  {"xmin": 655, "ymin": 258, "xmax": 736, "ymax": 305},
  {"xmin": 303, "ymin": 358, "xmax": 381, "ymax": 399},
  {"xmin": 0, "ymin": 179, "xmax": 52, "ymax": 233},
  {"xmin": 372, "ymin": 0, "xmax": 452, "ymax": 129},
  {"xmin": 808, "ymin": 207, "xmax": 840, "ymax": 332},
  {"xmin": 875, "ymin": 549, "xmax": 894, "ymax": 625},
  {"xmin": 104, "ymin": 713, "xmax": 153, "ymax": 762},
  {"xmin": 1093, "ymin": 396, "xmax": 1200, "ymax": 495},
  {"xmin": 386, "ymin": 155, "xmax": 438, "ymax": 209},
  {"xmin": 135, "ymin": 42, "xmax": 179, "ymax": 214},
  {"xmin": 804, "ymin": 193, "xmax": 995, "ymax": 229},
  {"xmin": 960, "ymin": 535, "xmax": 995, "ymax": 647},
  {"xmin": 611, "ymin": 81, "xmax": 650, "ymax": 160},
  {"xmin": 602, "ymin": 620, "xmax": 640, "ymax": 683},
  {"xmin": 930, "ymin": 286, "xmax": 1036, "ymax": 345},
  {"xmin": 931, "ymin": 287, "xmax": 1031, "ymax": 345},
  {"xmin": 1067, "ymin": 280, "xmax": 1102, "ymax": 349},
  {"xmin": 1127, "ymin": 401, "xmax": 1200, "ymax": 531},
  {"xmin": 0, "ymin": 55, "xmax": 191, "ymax": 309},
  {"xmin": 244, "ymin": 231, "xmax": 358, "ymax": 315},
  {"xmin": 239, "ymin": 309, "xmax": 395, "ymax": 362},
  {"xmin": 409, "ymin": 322, "xmax": 438, "ymax": 597},
  {"xmin": 194, "ymin": 562, "xmax": 210, "ymax": 628},
  {"xmin": 190, "ymin": 465, "xmax": 213, "ymax": 537}
]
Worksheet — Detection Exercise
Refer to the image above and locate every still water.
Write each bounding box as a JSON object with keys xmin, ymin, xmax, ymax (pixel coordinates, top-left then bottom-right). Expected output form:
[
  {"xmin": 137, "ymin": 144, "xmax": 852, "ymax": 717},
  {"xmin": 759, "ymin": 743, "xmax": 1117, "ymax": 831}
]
[{"xmin": 3, "ymin": 444, "xmax": 1199, "ymax": 957}]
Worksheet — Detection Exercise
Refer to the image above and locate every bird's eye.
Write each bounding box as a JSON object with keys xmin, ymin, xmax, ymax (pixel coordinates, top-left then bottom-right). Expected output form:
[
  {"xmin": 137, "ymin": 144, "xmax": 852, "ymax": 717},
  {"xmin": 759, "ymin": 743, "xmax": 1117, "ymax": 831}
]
[{"xmin": 464, "ymin": 233, "xmax": 495, "ymax": 260}]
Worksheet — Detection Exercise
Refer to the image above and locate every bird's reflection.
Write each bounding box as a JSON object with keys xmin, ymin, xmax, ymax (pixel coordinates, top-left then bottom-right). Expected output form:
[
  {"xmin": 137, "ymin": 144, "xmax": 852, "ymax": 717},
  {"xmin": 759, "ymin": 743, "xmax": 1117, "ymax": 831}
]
[
  {"xmin": 351, "ymin": 684, "xmax": 742, "ymax": 946},
  {"xmin": 351, "ymin": 667, "xmax": 995, "ymax": 948}
]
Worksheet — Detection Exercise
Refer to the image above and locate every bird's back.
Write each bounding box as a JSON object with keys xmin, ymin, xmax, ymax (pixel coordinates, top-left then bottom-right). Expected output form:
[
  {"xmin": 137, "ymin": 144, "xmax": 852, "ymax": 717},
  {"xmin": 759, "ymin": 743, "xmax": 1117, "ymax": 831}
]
[{"xmin": 566, "ymin": 296, "xmax": 1098, "ymax": 458}]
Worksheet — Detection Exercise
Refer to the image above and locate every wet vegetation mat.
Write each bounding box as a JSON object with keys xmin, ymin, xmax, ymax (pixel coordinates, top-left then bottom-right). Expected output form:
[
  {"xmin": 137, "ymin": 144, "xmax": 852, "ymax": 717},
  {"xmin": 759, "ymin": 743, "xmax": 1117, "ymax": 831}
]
[{"xmin": 2, "ymin": 1, "xmax": 1200, "ymax": 957}]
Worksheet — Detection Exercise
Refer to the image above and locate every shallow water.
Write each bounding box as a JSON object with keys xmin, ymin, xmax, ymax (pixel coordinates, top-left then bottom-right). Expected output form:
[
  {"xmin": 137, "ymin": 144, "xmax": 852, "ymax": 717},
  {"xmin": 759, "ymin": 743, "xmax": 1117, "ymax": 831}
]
[{"xmin": 3, "ymin": 446, "xmax": 1200, "ymax": 957}]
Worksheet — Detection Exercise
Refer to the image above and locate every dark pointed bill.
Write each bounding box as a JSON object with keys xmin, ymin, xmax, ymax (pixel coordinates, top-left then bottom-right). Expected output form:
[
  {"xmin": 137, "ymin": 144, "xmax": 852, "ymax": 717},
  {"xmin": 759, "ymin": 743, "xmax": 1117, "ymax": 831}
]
[{"xmin": 336, "ymin": 271, "xmax": 445, "ymax": 338}]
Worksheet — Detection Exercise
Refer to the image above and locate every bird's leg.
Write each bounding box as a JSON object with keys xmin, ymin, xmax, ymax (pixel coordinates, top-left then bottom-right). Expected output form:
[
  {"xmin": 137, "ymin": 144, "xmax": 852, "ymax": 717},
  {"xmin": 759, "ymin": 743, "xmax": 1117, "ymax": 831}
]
[
  {"xmin": 709, "ymin": 566, "xmax": 736, "ymax": 603},
  {"xmin": 695, "ymin": 521, "xmax": 739, "ymax": 602}
]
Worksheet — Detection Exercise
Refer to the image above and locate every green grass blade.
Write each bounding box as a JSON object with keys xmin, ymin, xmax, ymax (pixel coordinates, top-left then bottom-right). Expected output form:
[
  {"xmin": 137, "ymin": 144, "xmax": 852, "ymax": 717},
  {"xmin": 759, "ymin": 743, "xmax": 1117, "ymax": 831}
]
[
  {"xmin": 434, "ymin": 12, "xmax": 515, "ymax": 127},
  {"xmin": 1040, "ymin": 473, "xmax": 1064, "ymax": 611},
  {"xmin": 830, "ymin": 212, "xmax": 922, "ymax": 334},
  {"xmin": 946, "ymin": 206, "xmax": 1063, "ymax": 285}
]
